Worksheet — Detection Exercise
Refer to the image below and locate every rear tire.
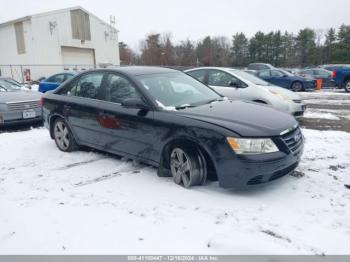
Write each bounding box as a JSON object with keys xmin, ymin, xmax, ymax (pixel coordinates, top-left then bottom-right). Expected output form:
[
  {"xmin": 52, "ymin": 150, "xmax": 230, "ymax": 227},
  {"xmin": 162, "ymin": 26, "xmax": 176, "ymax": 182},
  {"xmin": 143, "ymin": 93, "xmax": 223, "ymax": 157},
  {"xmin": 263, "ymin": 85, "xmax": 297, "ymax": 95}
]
[
  {"xmin": 345, "ymin": 80, "xmax": 350, "ymax": 93},
  {"xmin": 169, "ymin": 146, "xmax": 207, "ymax": 188},
  {"xmin": 291, "ymin": 81, "xmax": 303, "ymax": 92},
  {"xmin": 53, "ymin": 118, "xmax": 78, "ymax": 152}
]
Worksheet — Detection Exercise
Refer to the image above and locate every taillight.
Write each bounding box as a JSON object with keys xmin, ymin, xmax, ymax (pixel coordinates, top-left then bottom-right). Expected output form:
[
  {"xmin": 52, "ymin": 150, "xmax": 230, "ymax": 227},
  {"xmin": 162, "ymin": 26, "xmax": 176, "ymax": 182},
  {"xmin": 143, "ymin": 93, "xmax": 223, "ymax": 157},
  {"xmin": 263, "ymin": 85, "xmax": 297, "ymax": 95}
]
[
  {"xmin": 39, "ymin": 97, "xmax": 45, "ymax": 107},
  {"xmin": 332, "ymin": 70, "xmax": 336, "ymax": 78}
]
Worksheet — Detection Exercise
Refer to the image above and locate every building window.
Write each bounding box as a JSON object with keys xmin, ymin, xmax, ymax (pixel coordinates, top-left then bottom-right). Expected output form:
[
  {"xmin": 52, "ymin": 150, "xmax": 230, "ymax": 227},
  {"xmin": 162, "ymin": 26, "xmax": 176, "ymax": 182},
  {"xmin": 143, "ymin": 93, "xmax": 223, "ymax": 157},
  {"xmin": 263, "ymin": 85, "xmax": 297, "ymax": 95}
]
[
  {"xmin": 70, "ymin": 9, "xmax": 91, "ymax": 41},
  {"xmin": 14, "ymin": 22, "xmax": 26, "ymax": 54}
]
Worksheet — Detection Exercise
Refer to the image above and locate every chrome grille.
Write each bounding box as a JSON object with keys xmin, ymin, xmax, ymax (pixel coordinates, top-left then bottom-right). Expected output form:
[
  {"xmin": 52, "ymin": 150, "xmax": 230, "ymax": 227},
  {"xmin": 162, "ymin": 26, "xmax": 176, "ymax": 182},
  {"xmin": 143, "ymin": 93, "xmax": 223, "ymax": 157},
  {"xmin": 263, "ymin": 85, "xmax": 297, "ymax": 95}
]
[
  {"xmin": 6, "ymin": 100, "xmax": 40, "ymax": 111},
  {"xmin": 281, "ymin": 127, "xmax": 303, "ymax": 154}
]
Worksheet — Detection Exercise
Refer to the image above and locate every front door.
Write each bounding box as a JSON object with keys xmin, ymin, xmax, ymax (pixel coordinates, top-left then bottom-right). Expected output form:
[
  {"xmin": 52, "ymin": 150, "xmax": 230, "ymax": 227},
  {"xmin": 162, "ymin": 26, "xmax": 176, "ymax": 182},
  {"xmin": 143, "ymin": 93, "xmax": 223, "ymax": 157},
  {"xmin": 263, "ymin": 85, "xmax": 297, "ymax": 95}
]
[
  {"xmin": 270, "ymin": 70, "xmax": 288, "ymax": 88},
  {"xmin": 207, "ymin": 69, "xmax": 243, "ymax": 99},
  {"xmin": 95, "ymin": 72, "xmax": 156, "ymax": 162}
]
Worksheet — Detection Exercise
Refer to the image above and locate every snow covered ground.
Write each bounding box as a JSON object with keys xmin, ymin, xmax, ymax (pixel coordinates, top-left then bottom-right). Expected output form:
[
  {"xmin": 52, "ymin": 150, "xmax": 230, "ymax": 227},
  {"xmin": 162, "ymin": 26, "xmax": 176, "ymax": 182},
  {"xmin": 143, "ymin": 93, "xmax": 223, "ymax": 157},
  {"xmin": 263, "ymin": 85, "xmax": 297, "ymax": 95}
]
[
  {"xmin": 0, "ymin": 127, "xmax": 349, "ymax": 254},
  {"xmin": 299, "ymin": 90, "xmax": 350, "ymax": 132}
]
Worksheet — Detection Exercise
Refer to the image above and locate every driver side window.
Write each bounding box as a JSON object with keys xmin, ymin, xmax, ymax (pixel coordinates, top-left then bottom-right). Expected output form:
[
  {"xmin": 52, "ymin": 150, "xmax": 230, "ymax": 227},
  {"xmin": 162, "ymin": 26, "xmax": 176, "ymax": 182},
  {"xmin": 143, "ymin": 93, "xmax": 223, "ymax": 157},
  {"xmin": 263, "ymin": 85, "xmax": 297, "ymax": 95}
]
[
  {"xmin": 208, "ymin": 70, "xmax": 242, "ymax": 87},
  {"xmin": 104, "ymin": 73, "xmax": 141, "ymax": 104}
]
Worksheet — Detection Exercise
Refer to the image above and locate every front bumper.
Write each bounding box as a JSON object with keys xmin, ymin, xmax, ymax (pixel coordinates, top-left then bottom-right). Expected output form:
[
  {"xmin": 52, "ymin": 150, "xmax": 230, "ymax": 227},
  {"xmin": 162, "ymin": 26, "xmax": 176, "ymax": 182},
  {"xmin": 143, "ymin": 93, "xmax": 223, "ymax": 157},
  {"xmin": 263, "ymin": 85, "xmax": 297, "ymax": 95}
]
[
  {"xmin": 216, "ymin": 129, "xmax": 304, "ymax": 188},
  {"xmin": 0, "ymin": 108, "xmax": 43, "ymax": 126}
]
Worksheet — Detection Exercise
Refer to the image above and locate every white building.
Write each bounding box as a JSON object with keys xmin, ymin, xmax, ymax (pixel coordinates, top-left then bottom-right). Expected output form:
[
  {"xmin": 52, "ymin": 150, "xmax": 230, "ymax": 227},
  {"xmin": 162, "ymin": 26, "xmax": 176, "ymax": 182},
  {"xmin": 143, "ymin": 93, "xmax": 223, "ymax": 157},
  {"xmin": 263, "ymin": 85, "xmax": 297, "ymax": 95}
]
[{"xmin": 0, "ymin": 6, "xmax": 120, "ymax": 81}]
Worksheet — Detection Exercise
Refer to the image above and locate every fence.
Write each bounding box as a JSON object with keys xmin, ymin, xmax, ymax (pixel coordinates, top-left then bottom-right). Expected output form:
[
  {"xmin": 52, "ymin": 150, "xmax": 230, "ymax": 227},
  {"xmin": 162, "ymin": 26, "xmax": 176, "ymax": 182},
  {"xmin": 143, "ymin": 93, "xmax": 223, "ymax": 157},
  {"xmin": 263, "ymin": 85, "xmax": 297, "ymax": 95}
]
[{"xmin": 0, "ymin": 64, "xmax": 117, "ymax": 83}]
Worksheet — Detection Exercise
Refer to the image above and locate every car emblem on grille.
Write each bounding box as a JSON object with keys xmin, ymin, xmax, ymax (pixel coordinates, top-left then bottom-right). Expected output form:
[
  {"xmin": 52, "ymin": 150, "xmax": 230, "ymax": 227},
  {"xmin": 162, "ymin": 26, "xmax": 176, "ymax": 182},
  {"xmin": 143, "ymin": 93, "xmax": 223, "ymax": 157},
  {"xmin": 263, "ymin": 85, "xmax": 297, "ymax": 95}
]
[{"xmin": 294, "ymin": 133, "xmax": 302, "ymax": 142}]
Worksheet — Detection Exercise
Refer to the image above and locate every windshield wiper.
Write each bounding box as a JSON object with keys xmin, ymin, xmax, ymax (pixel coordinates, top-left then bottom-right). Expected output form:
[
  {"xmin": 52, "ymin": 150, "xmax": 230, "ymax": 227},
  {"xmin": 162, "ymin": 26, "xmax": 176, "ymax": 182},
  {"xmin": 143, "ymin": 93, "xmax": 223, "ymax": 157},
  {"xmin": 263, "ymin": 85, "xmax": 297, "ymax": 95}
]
[
  {"xmin": 175, "ymin": 104, "xmax": 196, "ymax": 110},
  {"xmin": 206, "ymin": 97, "xmax": 226, "ymax": 104}
]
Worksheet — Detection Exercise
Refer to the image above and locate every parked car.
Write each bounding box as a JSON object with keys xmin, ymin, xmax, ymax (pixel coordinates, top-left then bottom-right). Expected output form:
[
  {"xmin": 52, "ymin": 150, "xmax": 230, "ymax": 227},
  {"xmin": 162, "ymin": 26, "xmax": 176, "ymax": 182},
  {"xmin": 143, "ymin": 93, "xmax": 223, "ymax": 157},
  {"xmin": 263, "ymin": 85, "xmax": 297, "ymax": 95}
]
[
  {"xmin": 42, "ymin": 67, "xmax": 303, "ymax": 189},
  {"xmin": 0, "ymin": 79, "xmax": 42, "ymax": 126},
  {"xmin": 319, "ymin": 64, "xmax": 350, "ymax": 72},
  {"xmin": 39, "ymin": 72, "xmax": 76, "ymax": 93},
  {"xmin": 297, "ymin": 68, "xmax": 335, "ymax": 88},
  {"xmin": 247, "ymin": 63, "xmax": 275, "ymax": 71},
  {"xmin": 255, "ymin": 69, "xmax": 316, "ymax": 91},
  {"xmin": 185, "ymin": 67, "xmax": 305, "ymax": 118},
  {"xmin": 0, "ymin": 77, "xmax": 32, "ymax": 90},
  {"xmin": 332, "ymin": 67, "xmax": 350, "ymax": 92}
]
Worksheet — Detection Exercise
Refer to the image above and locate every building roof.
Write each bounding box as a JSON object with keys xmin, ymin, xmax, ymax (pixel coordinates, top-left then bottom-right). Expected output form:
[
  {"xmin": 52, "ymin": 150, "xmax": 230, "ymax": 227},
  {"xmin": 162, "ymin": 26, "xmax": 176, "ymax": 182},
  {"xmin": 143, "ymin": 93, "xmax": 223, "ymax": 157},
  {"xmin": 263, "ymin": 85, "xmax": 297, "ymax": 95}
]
[{"xmin": 0, "ymin": 6, "xmax": 118, "ymax": 32}]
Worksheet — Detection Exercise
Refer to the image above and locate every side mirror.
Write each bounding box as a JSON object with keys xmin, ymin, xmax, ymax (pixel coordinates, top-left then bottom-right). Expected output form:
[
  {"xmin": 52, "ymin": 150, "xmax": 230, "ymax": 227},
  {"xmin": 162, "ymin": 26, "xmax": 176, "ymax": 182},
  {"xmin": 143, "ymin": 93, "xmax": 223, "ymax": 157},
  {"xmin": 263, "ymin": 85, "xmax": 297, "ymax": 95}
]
[
  {"xmin": 229, "ymin": 81, "xmax": 240, "ymax": 88},
  {"xmin": 121, "ymin": 98, "xmax": 149, "ymax": 110}
]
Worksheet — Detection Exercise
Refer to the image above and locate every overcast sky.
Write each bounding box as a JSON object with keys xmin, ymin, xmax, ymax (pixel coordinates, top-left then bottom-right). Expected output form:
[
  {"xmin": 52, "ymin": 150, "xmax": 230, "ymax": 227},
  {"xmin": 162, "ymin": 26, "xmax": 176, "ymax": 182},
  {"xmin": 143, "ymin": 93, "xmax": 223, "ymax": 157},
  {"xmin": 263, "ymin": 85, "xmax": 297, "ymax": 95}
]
[{"xmin": 1, "ymin": 0, "xmax": 349, "ymax": 51}]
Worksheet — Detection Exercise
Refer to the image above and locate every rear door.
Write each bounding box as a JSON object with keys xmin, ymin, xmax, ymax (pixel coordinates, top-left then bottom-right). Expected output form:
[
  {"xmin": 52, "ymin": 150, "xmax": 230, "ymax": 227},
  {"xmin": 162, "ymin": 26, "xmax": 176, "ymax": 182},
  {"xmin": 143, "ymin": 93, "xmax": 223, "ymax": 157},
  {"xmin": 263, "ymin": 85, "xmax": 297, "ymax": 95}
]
[{"xmin": 58, "ymin": 72, "xmax": 107, "ymax": 146}]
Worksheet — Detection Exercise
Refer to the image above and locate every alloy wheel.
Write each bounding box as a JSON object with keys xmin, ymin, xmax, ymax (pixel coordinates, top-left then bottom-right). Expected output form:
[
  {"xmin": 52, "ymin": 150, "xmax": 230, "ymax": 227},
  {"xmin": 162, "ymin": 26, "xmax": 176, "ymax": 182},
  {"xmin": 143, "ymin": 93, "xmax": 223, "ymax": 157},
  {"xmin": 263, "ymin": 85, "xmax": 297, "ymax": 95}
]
[
  {"xmin": 345, "ymin": 81, "xmax": 350, "ymax": 92},
  {"xmin": 291, "ymin": 82, "xmax": 303, "ymax": 92},
  {"xmin": 170, "ymin": 147, "xmax": 199, "ymax": 188},
  {"xmin": 54, "ymin": 120, "xmax": 70, "ymax": 151}
]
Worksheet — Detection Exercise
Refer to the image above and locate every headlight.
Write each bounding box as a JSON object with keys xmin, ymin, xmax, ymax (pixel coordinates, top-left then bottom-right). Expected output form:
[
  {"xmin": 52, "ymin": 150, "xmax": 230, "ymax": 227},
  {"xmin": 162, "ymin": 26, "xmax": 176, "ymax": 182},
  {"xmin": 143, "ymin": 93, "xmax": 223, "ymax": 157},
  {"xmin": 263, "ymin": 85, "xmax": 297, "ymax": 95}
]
[{"xmin": 227, "ymin": 137, "xmax": 279, "ymax": 154}]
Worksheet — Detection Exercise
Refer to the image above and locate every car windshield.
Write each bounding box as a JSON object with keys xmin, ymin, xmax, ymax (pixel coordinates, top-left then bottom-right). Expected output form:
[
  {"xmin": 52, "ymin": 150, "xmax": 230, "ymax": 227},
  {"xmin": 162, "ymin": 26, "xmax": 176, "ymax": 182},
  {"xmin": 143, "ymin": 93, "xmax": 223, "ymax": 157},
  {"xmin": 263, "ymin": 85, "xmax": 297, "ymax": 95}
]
[
  {"xmin": 0, "ymin": 80, "xmax": 21, "ymax": 92},
  {"xmin": 230, "ymin": 70, "xmax": 271, "ymax": 86},
  {"xmin": 137, "ymin": 72, "xmax": 222, "ymax": 109}
]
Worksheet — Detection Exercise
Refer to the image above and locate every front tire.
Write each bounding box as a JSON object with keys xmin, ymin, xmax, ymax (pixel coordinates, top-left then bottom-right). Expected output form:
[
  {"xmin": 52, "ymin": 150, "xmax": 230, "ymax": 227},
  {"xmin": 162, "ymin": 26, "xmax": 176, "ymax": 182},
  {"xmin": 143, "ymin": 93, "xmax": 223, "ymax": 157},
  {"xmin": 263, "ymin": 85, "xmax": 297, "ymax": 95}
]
[
  {"xmin": 53, "ymin": 118, "xmax": 78, "ymax": 152},
  {"xmin": 169, "ymin": 146, "xmax": 207, "ymax": 188},
  {"xmin": 345, "ymin": 80, "xmax": 350, "ymax": 93},
  {"xmin": 291, "ymin": 81, "xmax": 303, "ymax": 92}
]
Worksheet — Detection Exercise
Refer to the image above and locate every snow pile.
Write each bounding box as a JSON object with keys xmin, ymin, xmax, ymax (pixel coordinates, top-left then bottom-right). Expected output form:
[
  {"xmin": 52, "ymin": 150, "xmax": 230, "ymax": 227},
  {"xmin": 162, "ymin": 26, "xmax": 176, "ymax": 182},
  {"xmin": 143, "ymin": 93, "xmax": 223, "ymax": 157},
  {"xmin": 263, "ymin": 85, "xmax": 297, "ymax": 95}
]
[
  {"xmin": 0, "ymin": 128, "xmax": 349, "ymax": 254},
  {"xmin": 304, "ymin": 111, "xmax": 340, "ymax": 120}
]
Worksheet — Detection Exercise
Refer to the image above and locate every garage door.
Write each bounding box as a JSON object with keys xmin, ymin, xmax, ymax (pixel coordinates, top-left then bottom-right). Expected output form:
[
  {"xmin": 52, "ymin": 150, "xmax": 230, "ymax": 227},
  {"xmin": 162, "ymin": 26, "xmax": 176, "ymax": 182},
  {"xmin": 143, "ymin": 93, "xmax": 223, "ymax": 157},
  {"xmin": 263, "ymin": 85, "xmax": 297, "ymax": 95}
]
[{"xmin": 61, "ymin": 46, "xmax": 95, "ymax": 68}]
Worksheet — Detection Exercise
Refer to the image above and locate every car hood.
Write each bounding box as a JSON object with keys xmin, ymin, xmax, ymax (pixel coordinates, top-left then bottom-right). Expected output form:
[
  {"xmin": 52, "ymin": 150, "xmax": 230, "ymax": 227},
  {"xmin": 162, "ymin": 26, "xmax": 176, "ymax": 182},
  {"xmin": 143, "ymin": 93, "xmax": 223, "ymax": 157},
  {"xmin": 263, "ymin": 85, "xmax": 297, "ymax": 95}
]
[
  {"xmin": 175, "ymin": 100, "xmax": 297, "ymax": 137},
  {"xmin": 262, "ymin": 84, "xmax": 301, "ymax": 100},
  {"xmin": 0, "ymin": 90, "xmax": 42, "ymax": 103}
]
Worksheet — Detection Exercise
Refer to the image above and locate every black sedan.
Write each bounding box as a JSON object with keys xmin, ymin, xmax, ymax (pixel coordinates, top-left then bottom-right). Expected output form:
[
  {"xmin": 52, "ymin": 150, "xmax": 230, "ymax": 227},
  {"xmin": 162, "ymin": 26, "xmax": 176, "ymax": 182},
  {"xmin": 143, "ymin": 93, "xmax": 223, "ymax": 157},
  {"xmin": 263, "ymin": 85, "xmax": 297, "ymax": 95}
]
[{"xmin": 42, "ymin": 67, "xmax": 304, "ymax": 188}]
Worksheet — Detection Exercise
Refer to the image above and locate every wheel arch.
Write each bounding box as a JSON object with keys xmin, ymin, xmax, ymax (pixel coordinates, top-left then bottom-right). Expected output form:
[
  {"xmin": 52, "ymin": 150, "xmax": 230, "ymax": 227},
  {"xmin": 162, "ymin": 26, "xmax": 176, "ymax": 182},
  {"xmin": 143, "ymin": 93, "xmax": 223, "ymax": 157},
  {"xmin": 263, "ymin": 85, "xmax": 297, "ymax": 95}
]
[
  {"xmin": 159, "ymin": 137, "xmax": 218, "ymax": 181},
  {"xmin": 291, "ymin": 80, "xmax": 304, "ymax": 89},
  {"xmin": 49, "ymin": 114, "xmax": 75, "ymax": 141}
]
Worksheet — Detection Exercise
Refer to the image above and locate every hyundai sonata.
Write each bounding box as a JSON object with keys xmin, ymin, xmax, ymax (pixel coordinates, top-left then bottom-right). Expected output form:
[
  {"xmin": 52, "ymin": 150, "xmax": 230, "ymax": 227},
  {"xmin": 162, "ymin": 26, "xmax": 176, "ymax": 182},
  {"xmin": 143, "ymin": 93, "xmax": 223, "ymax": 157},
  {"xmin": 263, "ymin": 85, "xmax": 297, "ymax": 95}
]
[{"xmin": 42, "ymin": 67, "xmax": 304, "ymax": 188}]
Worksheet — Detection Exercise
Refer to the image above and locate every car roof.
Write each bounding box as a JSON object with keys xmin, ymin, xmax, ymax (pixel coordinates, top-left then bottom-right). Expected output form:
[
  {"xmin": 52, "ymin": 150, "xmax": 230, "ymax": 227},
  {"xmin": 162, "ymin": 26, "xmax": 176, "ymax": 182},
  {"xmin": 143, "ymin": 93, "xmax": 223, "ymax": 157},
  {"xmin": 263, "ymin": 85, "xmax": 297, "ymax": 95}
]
[{"xmin": 104, "ymin": 66, "xmax": 178, "ymax": 76}]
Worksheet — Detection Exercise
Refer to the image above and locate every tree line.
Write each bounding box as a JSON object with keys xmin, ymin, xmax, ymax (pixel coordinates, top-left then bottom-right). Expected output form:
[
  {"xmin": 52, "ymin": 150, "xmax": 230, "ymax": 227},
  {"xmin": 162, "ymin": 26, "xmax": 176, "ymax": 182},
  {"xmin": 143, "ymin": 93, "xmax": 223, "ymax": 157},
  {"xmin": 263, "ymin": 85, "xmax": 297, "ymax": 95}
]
[{"xmin": 119, "ymin": 24, "xmax": 350, "ymax": 68}]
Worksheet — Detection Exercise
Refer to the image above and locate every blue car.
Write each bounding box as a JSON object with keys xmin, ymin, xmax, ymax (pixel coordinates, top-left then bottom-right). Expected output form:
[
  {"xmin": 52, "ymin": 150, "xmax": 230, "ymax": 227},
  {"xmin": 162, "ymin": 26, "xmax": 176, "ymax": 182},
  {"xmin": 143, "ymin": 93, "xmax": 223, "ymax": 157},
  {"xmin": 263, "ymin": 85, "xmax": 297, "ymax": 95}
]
[
  {"xmin": 39, "ymin": 72, "xmax": 76, "ymax": 93},
  {"xmin": 256, "ymin": 69, "xmax": 316, "ymax": 92}
]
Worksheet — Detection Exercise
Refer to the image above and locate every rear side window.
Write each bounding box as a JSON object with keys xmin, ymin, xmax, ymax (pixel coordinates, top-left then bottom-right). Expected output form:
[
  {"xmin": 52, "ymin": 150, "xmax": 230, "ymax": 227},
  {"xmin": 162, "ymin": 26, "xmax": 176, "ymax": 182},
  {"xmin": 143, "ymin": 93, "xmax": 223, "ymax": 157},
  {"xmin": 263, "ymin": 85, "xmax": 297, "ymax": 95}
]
[
  {"xmin": 104, "ymin": 73, "xmax": 141, "ymax": 104},
  {"xmin": 187, "ymin": 70, "xmax": 206, "ymax": 83},
  {"xmin": 68, "ymin": 73, "xmax": 104, "ymax": 99}
]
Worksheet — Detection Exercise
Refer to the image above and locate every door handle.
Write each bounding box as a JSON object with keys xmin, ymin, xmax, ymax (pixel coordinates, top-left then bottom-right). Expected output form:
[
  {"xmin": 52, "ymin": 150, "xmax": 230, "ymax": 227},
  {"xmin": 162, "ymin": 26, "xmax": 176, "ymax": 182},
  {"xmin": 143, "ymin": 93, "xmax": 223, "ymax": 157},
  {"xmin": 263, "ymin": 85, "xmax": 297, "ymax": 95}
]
[{"xmin": 63, "ymin": 104, "xmax": 71, "ymax": 113}]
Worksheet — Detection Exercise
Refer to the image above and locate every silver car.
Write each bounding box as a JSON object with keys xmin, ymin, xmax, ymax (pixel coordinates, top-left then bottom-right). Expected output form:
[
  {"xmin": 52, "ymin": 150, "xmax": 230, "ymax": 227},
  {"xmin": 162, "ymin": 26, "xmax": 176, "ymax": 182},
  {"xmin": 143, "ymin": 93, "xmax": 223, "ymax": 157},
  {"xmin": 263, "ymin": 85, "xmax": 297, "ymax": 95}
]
[
  {"xmin": 0, "ymin": 79, "xmax": 42, "ymax": 126},
  {"xmin": 185, "ymin": 67, "xmax": 305, "ymax": 118}
]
